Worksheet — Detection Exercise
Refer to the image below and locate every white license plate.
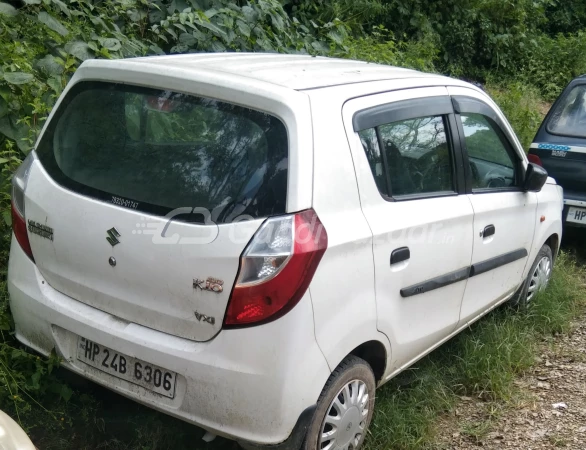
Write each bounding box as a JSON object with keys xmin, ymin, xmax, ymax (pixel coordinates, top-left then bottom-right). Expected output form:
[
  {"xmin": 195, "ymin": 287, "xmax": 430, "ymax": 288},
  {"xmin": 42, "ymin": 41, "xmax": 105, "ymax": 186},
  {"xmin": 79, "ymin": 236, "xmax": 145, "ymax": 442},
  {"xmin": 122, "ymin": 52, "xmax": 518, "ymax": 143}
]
[
  {"xmin": 567, "ymin": 207, "xmax": 586, "ymax": 224},
  {"xmin": 77, "ymin": 336, "xmax": 177, "ymax": 398}
]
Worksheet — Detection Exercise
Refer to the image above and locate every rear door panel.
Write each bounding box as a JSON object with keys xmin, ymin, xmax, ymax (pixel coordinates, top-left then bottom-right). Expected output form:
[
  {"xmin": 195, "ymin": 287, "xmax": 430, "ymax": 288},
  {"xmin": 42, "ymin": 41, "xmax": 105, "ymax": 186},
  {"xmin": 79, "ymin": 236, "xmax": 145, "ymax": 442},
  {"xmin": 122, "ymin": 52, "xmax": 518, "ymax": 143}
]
[{"xmin": 343, "ymin": 88, "xmax": 474, "ymax": 372}]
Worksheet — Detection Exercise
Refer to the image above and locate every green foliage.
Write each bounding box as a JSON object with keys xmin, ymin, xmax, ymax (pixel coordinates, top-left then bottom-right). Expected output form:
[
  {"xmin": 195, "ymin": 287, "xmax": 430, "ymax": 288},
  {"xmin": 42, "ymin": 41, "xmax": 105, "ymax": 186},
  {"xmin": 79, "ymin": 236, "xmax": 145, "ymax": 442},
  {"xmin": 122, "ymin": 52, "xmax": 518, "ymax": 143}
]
[
  {"xmin": 521, "ymin": 32, "xmax": 586, "ymax": 100},
  {"xmin": 284, "ymin": 0, "xmax": 390, "ymax": 34},
  {"xmin": 544, "ymin": 0, "xmax": 586, "ymax": 34},
  {"xmin": 337, "ymin": 25, "xmax": 438, "ymax": 72},
  {"xmin": 486, "ymin": 81, "xmax": 545, "ymax": 150},
  {"xmin": 0, "ymin": 0, "xmax": 348, "ymax": 155},
  {"xmin": 289, "ymin": 0, "xmax": 586, "ymax": 97}
]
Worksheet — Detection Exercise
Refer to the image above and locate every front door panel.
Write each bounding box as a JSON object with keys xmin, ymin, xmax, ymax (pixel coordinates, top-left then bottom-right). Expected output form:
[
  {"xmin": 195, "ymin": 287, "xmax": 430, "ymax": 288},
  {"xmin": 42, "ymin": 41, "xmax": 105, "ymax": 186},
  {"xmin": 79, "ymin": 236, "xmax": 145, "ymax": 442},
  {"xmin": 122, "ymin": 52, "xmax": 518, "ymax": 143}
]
[
  {"xmin": 448, "ymin": 86, "xmax": 538, "ymax": 324},
  {"xmin": 460, "ymin": 191, "xmax": 536, "ymax": 323}
]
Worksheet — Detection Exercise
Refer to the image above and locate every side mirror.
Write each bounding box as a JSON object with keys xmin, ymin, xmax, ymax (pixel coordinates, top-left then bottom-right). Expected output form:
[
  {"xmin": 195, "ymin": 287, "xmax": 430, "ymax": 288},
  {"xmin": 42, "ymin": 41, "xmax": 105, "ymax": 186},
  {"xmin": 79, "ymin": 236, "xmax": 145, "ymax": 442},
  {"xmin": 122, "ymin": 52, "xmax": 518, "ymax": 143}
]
[{"xmin": 523, "ymin": 162, "xmax": 548, "ymax": 192}]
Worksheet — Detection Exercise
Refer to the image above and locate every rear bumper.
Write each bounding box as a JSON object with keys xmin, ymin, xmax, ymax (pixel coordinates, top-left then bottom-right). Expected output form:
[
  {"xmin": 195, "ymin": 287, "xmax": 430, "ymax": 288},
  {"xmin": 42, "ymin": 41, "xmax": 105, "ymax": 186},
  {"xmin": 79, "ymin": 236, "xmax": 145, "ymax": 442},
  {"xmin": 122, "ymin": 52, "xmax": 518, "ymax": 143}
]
[{"xmin": 7, "ymin": 235, "xmax": 330, "ymax": 445}]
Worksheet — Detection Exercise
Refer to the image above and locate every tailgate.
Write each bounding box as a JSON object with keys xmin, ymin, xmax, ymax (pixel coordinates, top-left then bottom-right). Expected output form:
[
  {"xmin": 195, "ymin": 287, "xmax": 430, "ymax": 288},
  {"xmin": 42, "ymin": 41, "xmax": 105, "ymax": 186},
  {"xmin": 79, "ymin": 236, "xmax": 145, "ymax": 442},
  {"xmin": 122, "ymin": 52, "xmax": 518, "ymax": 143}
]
[{"xmin": 27, "ymin": 81, "xmax": 289, "ymax": 341}]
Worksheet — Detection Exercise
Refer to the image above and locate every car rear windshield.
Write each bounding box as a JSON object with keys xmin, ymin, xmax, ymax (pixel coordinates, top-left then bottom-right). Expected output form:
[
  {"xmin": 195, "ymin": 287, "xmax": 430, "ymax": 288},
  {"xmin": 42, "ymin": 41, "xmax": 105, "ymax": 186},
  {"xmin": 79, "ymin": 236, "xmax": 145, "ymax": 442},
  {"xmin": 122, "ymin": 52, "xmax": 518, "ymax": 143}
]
[
  {"xmin": 36, "ymin": 81, "xmax": 288, "ymax": 224},
  {"xmin": 547, "ymin": 84, "xmax": 586, "ymax": 138}
]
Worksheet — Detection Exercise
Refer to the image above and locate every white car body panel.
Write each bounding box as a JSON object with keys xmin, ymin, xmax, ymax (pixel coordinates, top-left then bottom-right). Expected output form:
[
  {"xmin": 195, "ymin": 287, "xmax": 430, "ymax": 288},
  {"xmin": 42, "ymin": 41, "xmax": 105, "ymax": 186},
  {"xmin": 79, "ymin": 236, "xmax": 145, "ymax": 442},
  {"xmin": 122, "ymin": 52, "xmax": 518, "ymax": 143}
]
[
  {"xmin": 305, "ymin": 87, "xmax": 391, "ymax": 375},
  {"xmin": 0, "ymin": 410, "xmax": 36, "ymax": 450},
  {"xmin": 446, "ymin": 87, "xmax": 539, "ymax": 323},
  {"xmin": 458, "ymin": 190, "xmax": 537, "ymax": 324},
  {"xmin": 6, "ymin": 54, "xmax": 564, "ymax": 447},
  {"xmin": 530, "ymin": 181, "xmax": 564, "ymax": 263},
  {"xmin": 8, "ymin": 238, "xmax": 331, "ymax": 443},
  {"xmin": 26, "ymin": 158, "xmax": 263, "ymax": 341}
]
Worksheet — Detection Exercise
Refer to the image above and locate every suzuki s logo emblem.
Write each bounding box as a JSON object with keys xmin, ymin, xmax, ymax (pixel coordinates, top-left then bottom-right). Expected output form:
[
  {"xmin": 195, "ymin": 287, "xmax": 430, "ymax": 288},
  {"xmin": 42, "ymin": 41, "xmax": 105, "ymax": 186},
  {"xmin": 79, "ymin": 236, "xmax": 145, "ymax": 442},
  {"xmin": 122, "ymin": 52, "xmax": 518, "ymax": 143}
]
[{"xmin": 106, "ymin": 228, "xmax": 121, "ymax": 247}]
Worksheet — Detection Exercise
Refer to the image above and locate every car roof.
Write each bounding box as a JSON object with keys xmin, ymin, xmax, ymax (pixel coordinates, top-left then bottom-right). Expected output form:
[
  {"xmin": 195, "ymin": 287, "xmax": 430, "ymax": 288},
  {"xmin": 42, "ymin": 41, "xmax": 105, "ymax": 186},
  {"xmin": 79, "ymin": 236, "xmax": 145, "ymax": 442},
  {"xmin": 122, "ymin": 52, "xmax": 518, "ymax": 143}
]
[{"xmin": 113, "ymin": 53, "xmax": 442, "ymax": 90}]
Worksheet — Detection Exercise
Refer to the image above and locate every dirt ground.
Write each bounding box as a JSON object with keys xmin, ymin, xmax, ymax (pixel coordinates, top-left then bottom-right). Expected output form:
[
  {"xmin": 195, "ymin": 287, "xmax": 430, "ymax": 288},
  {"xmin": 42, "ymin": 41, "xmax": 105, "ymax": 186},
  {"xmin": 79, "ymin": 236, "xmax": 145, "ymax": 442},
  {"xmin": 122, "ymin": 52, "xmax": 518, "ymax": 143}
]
[
  {"xmin": 437, "ymin": 316, "xmax": 586, "ymax": 449},
  {"xmin": 436, "ymin": 230, "xmax": 586, "ymax": 449}
]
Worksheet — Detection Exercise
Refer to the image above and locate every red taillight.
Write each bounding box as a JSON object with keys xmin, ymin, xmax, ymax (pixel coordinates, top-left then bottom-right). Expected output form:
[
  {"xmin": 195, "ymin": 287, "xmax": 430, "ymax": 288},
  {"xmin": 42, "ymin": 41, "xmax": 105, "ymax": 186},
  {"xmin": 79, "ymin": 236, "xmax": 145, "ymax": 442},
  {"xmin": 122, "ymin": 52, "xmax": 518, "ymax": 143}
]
[
  {"xmin": 528, "ymin": 153, "xmax": 543, "ymax": 166},
  {"xmin": 224, "ymin": 209, "xmax": 328, "ymax": 327},
  {"xmin": 11, "ymin": 200, "xmax": 34, "ymax": 261}
]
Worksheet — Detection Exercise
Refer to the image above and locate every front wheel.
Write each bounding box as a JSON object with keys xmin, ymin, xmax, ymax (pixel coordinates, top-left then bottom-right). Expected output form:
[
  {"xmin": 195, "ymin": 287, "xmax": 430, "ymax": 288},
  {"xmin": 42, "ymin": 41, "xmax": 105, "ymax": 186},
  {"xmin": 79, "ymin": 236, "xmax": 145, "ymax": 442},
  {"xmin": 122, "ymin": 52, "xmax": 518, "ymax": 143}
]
[
  {"xmin": 303, "ymin": 356, "xmax": 376, "ymax": 450},
  {"xmin": 511, "ymin": 243, "xmax": 553, "ymax": 308}
]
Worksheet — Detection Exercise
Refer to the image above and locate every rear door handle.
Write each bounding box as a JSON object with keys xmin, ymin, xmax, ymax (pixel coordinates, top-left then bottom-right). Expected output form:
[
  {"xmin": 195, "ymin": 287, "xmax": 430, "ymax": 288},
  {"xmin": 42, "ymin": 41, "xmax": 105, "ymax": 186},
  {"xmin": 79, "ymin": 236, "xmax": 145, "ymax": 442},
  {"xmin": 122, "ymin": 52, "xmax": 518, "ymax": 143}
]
[
  {"xmin": 390, "ymin": 247, "xmax": 410, "ymax": 265},
  {"xmin": 481, "ymin": 224, "xmax": 495, "ymax": 238}
]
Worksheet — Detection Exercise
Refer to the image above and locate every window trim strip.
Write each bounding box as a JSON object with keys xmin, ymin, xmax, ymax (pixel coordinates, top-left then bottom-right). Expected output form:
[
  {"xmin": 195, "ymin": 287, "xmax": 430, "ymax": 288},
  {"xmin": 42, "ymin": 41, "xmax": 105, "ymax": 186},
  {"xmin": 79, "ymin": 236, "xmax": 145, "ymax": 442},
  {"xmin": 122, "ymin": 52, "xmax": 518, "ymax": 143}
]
[
  {"xmin": 353, "ymin": 96, "xmax": 454, "ymax": 132},
  {"xmin": 375, "ymin": 126, "xmax": 393, "ymax": 197}
]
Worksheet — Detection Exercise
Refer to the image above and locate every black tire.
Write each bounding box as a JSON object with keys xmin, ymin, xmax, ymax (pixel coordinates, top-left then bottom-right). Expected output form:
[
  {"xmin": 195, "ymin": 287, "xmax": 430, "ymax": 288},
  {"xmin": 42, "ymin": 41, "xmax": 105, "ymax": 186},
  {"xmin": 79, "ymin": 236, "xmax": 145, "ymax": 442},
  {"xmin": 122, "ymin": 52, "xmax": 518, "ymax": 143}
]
[
  {"xmin": 510, "ymin": 244, "xmax": 553, "ymax": 308},
  {"xmin": 303, "ymin": 356, "xmax": 376, "ymax": 450}
]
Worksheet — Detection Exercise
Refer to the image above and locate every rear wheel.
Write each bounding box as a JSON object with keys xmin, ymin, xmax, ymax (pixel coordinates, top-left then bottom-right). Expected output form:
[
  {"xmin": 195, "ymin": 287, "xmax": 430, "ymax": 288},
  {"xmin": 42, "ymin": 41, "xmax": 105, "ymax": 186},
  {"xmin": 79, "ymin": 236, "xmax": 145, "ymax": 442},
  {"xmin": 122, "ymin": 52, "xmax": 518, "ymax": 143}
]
[
  {"xmin": 303, "ymin": 356, "xmax": 376, "ymax": 450},
  {"xmin": 511, "ymin": 244, "xmax": 553, "ymax": 308}
]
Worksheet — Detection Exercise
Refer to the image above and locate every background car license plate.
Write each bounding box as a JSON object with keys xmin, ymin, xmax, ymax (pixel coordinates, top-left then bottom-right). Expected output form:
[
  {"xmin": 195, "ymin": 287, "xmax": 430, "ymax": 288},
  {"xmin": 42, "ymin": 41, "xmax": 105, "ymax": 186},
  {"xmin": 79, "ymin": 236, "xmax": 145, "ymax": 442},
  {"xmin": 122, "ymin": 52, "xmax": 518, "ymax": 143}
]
[
  {"xmin": 77, "ymin": 336, "xmax": 176, "ymax": 398},
  {"xmin": 567, "ymin": 206, "xmax": 586, "ymax": 224}
]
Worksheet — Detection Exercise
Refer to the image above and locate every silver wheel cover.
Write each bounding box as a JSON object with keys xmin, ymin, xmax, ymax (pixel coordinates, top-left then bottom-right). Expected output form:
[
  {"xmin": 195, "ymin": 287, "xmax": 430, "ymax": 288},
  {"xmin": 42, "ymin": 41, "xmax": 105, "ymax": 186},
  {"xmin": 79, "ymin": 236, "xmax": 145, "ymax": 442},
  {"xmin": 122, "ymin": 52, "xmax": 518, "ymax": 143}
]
[
  {"xmin": 319, "ymin": 380, "xmax": 369, "ymax": 450},
  {"xmin": 527, "ymin": 255, "xmax": 552, "ymax": 302}
]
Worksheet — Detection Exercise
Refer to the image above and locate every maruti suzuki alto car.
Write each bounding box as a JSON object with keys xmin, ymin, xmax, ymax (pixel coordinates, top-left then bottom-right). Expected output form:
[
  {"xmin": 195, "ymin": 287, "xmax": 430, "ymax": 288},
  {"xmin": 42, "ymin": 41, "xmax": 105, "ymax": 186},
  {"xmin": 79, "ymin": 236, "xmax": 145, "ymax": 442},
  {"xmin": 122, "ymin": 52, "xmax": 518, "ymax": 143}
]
[{"xmin": 8, "ymin": 54, "xmax": 562, "ymax": 450}]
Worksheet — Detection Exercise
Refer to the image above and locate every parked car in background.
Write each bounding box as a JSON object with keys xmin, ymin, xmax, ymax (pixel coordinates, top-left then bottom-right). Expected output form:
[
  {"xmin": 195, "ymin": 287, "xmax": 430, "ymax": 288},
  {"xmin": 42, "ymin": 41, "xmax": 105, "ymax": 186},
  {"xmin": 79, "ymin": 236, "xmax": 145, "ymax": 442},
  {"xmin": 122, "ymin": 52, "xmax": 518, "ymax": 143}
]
[
  {"xmin": 8, "ymin": 54, "xmax": 562, "ymax": 450},
  {"xmin": 529, "ymin": 75, "xmax": 586, "ymax": 227}
]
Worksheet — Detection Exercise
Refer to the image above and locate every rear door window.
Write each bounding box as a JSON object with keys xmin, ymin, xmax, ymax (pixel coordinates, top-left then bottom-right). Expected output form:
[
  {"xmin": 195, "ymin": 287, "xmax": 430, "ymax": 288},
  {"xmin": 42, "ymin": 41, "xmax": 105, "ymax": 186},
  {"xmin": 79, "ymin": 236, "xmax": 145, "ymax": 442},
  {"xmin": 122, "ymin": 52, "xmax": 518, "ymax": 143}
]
[
  {"xmin": 36, "ymin": 82, "xmax": 288, "ymax": 223},
  {"xmin": 358, "ymin": 115, "xmax": 455, "ymax": 198},
  {"xmin": 547, "ymin": 84, "xmax": 586, "ymax": 138}
]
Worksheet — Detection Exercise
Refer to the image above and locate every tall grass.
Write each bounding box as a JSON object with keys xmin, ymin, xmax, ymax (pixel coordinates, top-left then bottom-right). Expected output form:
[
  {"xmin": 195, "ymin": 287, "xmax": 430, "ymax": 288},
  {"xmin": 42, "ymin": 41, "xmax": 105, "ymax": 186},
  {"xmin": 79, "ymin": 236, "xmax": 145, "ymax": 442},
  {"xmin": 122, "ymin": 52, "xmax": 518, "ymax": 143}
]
[{"xmin": 365, "ymin": 252, "xmax": 585, "ymax": 450}]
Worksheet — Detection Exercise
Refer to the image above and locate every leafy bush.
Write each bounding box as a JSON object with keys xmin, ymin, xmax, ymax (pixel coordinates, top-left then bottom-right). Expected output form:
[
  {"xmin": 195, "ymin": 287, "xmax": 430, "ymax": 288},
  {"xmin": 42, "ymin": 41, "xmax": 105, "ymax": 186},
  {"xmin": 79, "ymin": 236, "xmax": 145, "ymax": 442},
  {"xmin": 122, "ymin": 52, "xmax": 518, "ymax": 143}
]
[
  {"xmin": 544, "ymin": 0, "xmax": 586, "ymax": 35},
  {"xmin": 521, "ymin": 32, "xmax": 586, "ymax": 100},
  {"xmin": 0, "ymin": 0, "xmax": 351, "ymax": 154},
  {"xmin": 337, "ymin": 25, "xmax": 438, "ymax": 72},
  {"xmin": 289, "ymin": 0, "xmax": 586, "ymax": 97},
  {"xmin": 486, "ymin": 81, "xmax": 545, "ymax": 150}
]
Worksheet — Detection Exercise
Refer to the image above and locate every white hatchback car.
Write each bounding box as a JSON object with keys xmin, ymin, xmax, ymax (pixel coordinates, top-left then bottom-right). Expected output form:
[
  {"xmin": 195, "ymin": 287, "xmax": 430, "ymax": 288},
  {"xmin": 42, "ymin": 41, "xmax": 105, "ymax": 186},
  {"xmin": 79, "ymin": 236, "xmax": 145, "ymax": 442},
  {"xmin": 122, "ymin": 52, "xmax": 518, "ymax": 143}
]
[{"xmin": 8, "ymin": 54, "xmax": 562, "ymax": 450}]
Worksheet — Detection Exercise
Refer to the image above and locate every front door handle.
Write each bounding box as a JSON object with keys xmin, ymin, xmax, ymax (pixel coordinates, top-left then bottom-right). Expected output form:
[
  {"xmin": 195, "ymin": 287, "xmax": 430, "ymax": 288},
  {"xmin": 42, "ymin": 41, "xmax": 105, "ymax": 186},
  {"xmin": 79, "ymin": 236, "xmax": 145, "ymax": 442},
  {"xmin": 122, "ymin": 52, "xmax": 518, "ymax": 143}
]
[
  {"xmin": 391, "ymin": 247, "xmax": 410, "ymax": 265},
  {"xmin": 481, "ymin": 224, "xmax": 495, "ymax": 238}
]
